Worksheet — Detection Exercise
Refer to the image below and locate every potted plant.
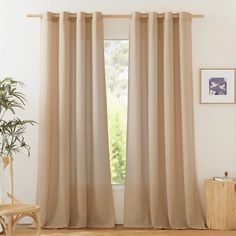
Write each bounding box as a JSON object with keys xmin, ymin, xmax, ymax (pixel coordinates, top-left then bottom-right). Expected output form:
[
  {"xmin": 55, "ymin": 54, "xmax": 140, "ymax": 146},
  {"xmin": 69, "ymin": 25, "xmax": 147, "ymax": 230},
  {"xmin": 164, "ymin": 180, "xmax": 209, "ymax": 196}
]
[
  {"xmin": 0, "ymin": 78, "xmax": 37, "ymax": 233},
  {"xmin": 0, "ymin": 78, "xmax": 36, "ymax": 167}
]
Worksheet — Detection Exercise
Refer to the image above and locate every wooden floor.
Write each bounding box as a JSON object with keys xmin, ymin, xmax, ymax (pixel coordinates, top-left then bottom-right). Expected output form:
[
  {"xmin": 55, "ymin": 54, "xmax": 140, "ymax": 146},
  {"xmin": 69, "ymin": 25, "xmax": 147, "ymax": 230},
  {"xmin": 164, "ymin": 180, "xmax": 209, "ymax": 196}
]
[{"xmin": 10, "ymin": 226, "xmax": 236, "ymax": 236}]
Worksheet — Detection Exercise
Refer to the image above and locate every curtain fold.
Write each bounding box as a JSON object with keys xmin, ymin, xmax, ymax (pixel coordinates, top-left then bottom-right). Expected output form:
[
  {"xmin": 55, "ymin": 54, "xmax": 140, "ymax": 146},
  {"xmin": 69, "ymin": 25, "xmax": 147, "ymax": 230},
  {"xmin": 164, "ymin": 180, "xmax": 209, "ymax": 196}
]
[
  {"xmin": 37, "ymin": 11, "xmax": 115, "ymax": 228},
  {"xmin": 124, "ymin": 12, "xmax": 205, "ymax": 229}
]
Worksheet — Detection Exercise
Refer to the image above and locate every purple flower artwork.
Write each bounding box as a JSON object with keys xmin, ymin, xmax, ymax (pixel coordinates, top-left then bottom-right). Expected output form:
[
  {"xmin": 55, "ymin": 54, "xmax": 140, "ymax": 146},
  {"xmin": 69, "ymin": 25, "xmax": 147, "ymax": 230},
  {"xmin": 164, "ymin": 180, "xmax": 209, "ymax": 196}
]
[{"xmin": 209, "ymin": 77, "xmax": 227, "ymax": 95}]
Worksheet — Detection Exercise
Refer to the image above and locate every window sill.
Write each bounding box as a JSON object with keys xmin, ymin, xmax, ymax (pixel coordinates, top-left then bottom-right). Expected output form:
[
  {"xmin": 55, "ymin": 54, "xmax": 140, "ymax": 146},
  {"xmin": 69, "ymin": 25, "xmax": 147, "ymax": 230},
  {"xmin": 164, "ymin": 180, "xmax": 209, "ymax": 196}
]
[{"xmin": 112, "ymin": 184, "xmax": 125, "ymax": 191}]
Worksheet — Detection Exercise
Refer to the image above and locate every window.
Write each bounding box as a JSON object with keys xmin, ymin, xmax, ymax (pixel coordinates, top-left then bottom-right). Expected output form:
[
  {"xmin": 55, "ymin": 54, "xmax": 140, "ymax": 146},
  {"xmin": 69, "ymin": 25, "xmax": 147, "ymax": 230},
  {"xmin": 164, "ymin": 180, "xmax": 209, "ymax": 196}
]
[{"xmin": 104, "ymin": 40, "xmax": 129, "ymax": 185}]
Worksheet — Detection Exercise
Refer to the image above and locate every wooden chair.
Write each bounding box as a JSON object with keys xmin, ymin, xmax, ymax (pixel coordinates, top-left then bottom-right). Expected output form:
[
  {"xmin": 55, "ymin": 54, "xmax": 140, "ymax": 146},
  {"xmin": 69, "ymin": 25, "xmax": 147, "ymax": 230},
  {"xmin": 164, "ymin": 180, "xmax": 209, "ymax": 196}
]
[{"xmin": 0, "ymin": 156, "xmax": 41, "ymax": 236}]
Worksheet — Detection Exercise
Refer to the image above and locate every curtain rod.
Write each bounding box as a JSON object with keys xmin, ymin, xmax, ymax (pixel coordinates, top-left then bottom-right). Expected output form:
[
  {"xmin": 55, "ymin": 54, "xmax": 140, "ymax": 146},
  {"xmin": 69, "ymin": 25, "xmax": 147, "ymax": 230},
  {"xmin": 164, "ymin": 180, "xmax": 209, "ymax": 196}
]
[{"xmin": 27, "ymin": 13, "xmax": 204, "ymax": 19}]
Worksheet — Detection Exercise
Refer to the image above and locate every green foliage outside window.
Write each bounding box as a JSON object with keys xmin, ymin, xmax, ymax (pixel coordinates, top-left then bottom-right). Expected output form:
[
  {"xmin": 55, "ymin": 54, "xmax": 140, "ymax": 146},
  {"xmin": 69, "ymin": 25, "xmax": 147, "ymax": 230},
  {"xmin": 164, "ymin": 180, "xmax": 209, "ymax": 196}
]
[
  {"xmin": 108, "ymin": 105, "xmax": 126, "ymax": 184},
  {"xmin": 104, "ymin": 40, "xmax": 128, "ymax": 184}
]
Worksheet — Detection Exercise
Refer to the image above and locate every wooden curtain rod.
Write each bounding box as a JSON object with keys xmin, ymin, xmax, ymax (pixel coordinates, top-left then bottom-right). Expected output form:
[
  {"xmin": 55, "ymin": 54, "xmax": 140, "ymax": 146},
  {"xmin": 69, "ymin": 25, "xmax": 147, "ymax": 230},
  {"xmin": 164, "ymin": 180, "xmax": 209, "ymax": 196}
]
[{"xmin": 27, "ymin": 13, "xmax": 204, "ymax": 19}]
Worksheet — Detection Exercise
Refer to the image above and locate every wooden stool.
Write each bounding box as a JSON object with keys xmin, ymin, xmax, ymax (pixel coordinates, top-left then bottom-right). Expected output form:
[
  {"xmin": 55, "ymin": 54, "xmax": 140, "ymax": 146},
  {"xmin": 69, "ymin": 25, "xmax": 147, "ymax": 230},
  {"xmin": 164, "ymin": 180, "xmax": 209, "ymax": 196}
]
[{"xmin": 205, "ymin": 179, "xmax": 236, "ymax": 230}]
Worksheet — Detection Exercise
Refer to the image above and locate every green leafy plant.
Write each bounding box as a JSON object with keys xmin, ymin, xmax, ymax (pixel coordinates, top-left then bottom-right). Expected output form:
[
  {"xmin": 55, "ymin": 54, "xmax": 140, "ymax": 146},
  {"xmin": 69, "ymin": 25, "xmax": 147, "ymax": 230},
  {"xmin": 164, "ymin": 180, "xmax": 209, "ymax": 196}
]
[
  {"xmin": 0, "ymin": 78, "xmax": 36, "ymax": 158},
  {"xmin": 108, "ymin": 105, "xmax": 126, "ymax": 184},
  {"xmin": 105, "ymin": 40, "xmax": 129, "ymax": 184}
]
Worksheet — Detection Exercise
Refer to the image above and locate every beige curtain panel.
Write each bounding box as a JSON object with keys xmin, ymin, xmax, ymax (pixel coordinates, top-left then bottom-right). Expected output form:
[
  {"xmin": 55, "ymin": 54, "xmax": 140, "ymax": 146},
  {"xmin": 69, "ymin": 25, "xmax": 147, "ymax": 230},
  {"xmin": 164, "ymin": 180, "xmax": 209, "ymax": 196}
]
[
  {"xmin": 124, "ymin": 12, "xmax": 205, "ymax": 229},
  {"xmin": 37, "ymin": 12, "xmax": 115, "ymax": 228}
]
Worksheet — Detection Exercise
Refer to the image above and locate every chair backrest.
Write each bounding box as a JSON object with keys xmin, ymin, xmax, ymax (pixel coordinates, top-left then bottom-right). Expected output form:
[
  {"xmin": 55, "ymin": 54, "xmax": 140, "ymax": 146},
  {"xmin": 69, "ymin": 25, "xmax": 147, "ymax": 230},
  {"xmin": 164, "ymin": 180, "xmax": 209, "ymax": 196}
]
[{"xmin": 1, "ymin": 156, "xmax": 14, "ymax": 204}]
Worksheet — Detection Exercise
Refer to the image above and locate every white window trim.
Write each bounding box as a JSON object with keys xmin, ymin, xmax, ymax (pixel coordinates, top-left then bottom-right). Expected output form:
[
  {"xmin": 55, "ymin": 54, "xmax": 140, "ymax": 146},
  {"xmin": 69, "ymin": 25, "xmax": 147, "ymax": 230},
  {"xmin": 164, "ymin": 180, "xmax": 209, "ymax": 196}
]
[{"xmin": 112, "ymin": 184, "xmax": 125, "ymax": 191}]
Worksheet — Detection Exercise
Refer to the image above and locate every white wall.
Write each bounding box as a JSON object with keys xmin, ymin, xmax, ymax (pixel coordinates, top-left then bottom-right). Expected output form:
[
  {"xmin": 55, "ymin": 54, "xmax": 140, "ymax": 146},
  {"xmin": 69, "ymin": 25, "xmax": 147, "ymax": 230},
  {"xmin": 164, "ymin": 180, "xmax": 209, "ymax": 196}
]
[{"xmin": 1, "ymin": 0, "xmax": 236, "ymax": 224}]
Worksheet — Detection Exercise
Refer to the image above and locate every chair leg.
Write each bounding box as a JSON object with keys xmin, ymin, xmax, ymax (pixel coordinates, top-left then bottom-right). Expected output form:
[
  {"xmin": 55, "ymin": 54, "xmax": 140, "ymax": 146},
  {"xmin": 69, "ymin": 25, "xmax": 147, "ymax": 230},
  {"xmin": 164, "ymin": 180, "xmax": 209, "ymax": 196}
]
[
  {"xmin": 35, "ymin": 211, "xmax": 41, "ymax": 236},
  {"xmin": 0, "ymin": 222, "xmax": 5, "ymax": 234},
  {"xmin": 0, "ymin": 217, "xmax": 6, "ymax": 234},
  {"xmin": 6, "ymin": 216, "xmax": 13, "ymax": 236}
]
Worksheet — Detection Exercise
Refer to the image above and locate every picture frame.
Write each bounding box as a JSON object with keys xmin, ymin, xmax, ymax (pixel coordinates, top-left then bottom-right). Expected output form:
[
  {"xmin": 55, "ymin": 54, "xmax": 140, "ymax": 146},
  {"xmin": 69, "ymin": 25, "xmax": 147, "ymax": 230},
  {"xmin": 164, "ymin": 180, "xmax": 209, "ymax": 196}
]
[{"xmin": 200, "ymin": 68, "xmax": 236, "ymax": 104}]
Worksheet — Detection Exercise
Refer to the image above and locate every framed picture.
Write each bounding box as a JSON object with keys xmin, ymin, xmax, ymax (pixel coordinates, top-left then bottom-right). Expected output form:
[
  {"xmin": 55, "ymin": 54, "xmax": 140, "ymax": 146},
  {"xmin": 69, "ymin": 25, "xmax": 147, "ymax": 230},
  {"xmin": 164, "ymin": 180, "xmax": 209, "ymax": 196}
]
[{"xmin": 200, "ymin": 68, "xmax": 235, "ymax": 104}]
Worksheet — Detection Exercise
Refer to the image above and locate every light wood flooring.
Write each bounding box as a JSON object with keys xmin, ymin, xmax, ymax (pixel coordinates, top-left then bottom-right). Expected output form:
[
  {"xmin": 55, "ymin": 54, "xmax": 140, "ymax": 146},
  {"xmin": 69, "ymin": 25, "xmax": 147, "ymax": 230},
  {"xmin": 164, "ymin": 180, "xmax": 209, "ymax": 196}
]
[{"xmin": 10, "ymin": 226, "xmax": 236, "ymax": 236}]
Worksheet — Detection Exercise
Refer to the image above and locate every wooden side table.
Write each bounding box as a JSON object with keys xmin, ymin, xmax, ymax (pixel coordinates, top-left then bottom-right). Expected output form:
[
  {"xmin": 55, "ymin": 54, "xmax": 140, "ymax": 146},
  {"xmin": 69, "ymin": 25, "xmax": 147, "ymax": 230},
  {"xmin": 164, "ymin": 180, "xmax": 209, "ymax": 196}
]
[{"xmin": 205, "ymin": 179, "xmax": 236, "ymax": 230}]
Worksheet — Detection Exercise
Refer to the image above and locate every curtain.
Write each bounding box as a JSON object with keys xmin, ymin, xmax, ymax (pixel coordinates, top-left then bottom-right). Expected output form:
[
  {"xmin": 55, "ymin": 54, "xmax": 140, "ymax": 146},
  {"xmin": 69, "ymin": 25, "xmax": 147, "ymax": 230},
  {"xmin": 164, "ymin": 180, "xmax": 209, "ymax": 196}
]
[
  {"xmin": 37, "ymin": 12, "xmax": 115, "ymax": 228},
  {"xmin": 124, "ymin": 12, "xmax": 205, "ymax": 229}
]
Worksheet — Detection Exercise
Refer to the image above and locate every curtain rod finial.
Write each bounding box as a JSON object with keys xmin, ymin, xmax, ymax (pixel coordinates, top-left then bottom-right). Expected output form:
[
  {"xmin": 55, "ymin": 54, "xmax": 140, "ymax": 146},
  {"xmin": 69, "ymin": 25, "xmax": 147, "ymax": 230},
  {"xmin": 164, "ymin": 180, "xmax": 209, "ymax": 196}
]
[{"xmin": 27, "ymin": 14, "xmax": 43, "ymax": 19}]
